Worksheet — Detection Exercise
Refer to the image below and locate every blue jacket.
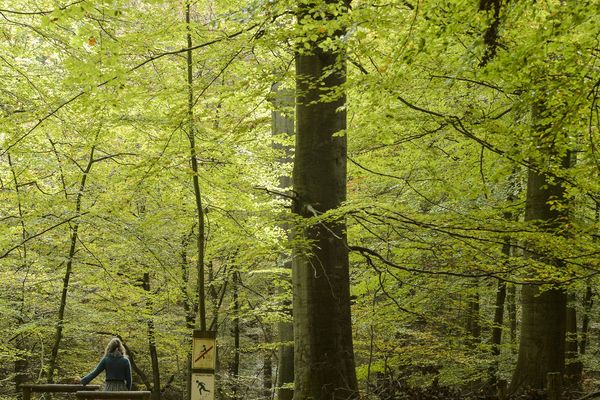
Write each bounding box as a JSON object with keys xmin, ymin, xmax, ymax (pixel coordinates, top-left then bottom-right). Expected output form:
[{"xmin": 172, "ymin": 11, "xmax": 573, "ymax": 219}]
[{"xmin": 81, "ymin": 354, "xmax": 132, "ymax": 390}]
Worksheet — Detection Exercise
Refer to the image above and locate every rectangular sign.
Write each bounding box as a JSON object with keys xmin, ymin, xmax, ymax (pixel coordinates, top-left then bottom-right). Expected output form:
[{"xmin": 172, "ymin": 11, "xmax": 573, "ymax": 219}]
[
  {"xmin": 191, "ymin": 373, "xmax": 214, "ymax": 400},
  {"xmin": 192, "ymin": 336, "xmax": 216, "ymax": 370}
]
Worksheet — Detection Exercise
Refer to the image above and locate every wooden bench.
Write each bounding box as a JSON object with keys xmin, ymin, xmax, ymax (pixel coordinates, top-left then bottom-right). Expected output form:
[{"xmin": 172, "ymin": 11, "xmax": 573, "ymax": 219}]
[
  {"xmin": 21, "ymin": 384, "xmax": 100, "ymax": 400},
  {"xmin": 76, "ymin": 391, "xmax": 151, "ymax": 400}
]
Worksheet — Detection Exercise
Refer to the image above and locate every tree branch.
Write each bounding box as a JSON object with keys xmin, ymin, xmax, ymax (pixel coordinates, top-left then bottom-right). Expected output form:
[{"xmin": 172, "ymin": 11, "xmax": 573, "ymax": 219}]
[
  {"xmin": 0, "ymin": 0, "xmax": 85, "ymax": 16},
  {"xmin": 0, "ymin": 213, "xmax": 87, "ymax": 259}
]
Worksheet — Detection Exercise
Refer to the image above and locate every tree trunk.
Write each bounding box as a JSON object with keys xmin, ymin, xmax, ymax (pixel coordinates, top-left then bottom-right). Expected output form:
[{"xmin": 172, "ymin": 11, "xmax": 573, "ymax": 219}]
[
  {"xmin": 47, "ymin": 144, "xmax": 96, "ymax": 383},
  {"xmin": 580, "ymin": 205, "xmax": 598, "ymax": 356},
  {"xmin": 229, "ymin": 271, "xmax": 240, "ymax": 400},
  {"xmin": 580, "ymin": 283, "xmax": 593, "ymax": 356},
  {"xmin": 185, "ymin": 0, "xmax": 206, "ymax": 332},
  {"xmin": 277, "ymin": 321, "xmax": 294, "ymax": 400},
  {"xmin": 292, "ymin": 1, "xmax": 357, "ymax": 399},
  {"xmin": 263, "ymin": 324, "xmax": 273, "ymax": 400},
  {"xmin": 509, "ymin": 112, "xmax": 570, "ymax": 391},
  {"xmin": 564, "ymin": 292, "xmax": 581, "ymax": 387},
  {"xmin": 490, "ymin": 279, "xmax": 506, "ymax": 378},
  {"xmin": 179, "ymin": 229, "xmax": 195, "ymax": 400},
  {"xmin": 8, "ymin": 153, "xmax": 30, "ymax": 397},
  {"xmin": 143, "ymin": 273, "xmax": 161, "ymax": 400},
  {"xmin": 507, "ymin": 283, "xmax": 517, "ymax": 351},
  {"xmin": 271, "ymin": 84, "xmax": 295, "ymax": 400},
  {"xmin": 490, "ymin": 219, "xmax": 513, "ymax": 381}
]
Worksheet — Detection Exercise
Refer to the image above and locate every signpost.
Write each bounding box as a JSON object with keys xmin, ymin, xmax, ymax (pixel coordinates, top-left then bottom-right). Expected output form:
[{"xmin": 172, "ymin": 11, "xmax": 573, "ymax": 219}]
[{"xmin": 191, "ymin": 331, "xmax": 216, "ymax": 400}]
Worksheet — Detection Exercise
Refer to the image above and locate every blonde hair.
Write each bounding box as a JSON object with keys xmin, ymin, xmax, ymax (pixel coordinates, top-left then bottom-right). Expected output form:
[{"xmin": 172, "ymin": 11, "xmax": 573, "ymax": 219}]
[{"xmin": 104, "ymin": 338, "xmax": 126, "ymax": 357}]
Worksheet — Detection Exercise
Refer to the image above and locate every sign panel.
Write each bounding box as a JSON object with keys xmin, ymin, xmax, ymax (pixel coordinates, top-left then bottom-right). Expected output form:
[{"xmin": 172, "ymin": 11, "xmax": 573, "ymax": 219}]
[
  {"xmin": 192, "ymin": 337, "xmax": 216, "ymax": 370},
  {"xmin": 191, "ymin": 373, "xmax": 214, "ymax": 400}
]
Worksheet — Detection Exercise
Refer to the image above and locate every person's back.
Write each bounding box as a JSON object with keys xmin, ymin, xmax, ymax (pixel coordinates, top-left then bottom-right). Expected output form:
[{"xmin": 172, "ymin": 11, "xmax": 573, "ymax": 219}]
[{"xmin": 81, "ymin": 338, "xmax": 132, "ymax": 391}]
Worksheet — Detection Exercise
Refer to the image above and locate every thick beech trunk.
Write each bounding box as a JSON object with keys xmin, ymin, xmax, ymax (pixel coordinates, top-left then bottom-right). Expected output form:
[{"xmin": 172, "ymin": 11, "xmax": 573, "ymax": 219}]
[
  {"xmin": 510, "ymin": 285, "xmax": 566, "ymax": 391},
  {"xmin": 581, "ymin": 206, "xmax": 598, "ymax": 356},
  {"xmin": 509, "ymin": 121, "xmax": 570, "ymax": 391},
  {"xmin": 292, "ymin": 1, "xmax": 357, "ymax": 399}
]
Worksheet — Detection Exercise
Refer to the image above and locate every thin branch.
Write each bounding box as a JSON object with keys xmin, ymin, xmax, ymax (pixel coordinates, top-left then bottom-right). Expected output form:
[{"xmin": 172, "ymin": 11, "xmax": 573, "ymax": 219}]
[
  {"xmin": 92, "ymin": 152, "xmax": 137, "ymax": 163},
  {"xmin": 0, "ymin": 0, "xmax": 85, "ymax": 16},
  {"xmin": 350, "ymin": 245, "xmax": 504, "ymax": 279},
  {"xmin": 254, "ymin": 186, "xmax": 296, "ymax": 201},
  {"xmin": 428, "ymin": 74, "xmax": 504, "ymax": 92},
  {"xmin": 1, "ymin": 91, "xmax": 86, "ymax": 157},
  {"xmin": 130, "ymin": 24, "xmax": 259, "ymax": 73},
  {"xmin": 0, "ymin": 213, "xmax": 87, "ymax": 259}
]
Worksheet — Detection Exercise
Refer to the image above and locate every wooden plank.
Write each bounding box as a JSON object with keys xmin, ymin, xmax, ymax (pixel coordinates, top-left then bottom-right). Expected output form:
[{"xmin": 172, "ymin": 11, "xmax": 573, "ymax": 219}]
[
  {"xmin": 75, "ymin": 391, "xmax": 151, "ymax": 400},
  {"xmin": 20, "ymin": 385, "xmax": 100, "ymax": 393}
]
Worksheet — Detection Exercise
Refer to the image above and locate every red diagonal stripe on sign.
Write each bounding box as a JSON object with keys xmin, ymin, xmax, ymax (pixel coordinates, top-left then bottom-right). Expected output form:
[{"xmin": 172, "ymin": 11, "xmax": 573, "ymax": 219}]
[{"xmin": 194, "ymin": 345, "xmax": 214, "ymax": 363}]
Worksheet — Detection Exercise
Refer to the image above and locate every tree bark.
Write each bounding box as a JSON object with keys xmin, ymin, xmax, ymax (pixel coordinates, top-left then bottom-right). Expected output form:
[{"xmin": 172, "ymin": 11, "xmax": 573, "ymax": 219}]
[
  {"xmin": 271, "ymin": 84, "xmax": 295, "ymax": 400},
  {"xmin": 143, "ymin": 273, "xmax": 161, "ymax": 400},
  {"xmin": 292, "ymin": 1, "xmax": 357, "ymax": 399},
  {"xmin": 580, "ymin": 205, "xmax": 598, "ymax": 356},
  {"xmin": 509, "ymin": 110, "xmax": 570, "ymax": 391},
  {"xmin": 490, "ymin": 279, "xmax": 506, "ymax": 378},
  {"xmin": 263, "ymin": 324, "xmax": 273, "ymax": 400},
  {"xmin": 564, "ymin": 292, "xmax": 581, "ymax": 387},
  {"xmin": 185, "ymin": 0, "xmax": 206, "ymax": 332},
  {"xmin": 580, "ymin": 283, "xmax": 593, "ymax": 356},
  {"xmin": 507, "ymin": 283, "xmax": 517, "ymax": 351},
  {"xmin": 229, "ymin": 271, "xmax": 240, "ymax": 400},
  {"xmin": 490, "ymin": 208, "xmax": 514, "ymax": 381}
]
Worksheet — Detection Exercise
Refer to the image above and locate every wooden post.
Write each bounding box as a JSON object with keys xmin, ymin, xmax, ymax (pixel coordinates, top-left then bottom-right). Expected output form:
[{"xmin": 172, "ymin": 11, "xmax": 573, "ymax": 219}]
[
  {"xmin": 22, "ymin": 387, "xmax": 31, "ymax": 400},
  {"xmin": 496, "ymin": 379, "xmax": 507, "ymax": 400},
  {"xmin": 547, "ymin": 372, "xmax": 562, "ymax": 400}
]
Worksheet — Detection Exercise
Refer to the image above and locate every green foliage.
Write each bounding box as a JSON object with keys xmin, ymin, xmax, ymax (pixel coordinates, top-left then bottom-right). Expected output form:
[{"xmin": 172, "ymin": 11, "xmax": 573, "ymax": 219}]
[{"xmin": 1, "ymin": 0, "xmax": 599, "ymax": 398}]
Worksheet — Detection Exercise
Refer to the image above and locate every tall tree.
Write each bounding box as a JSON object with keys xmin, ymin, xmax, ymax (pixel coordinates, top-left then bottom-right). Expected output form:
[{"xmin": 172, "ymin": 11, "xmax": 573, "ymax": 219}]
[
  {"xmin": 509, "ymin": 108, "xmax": 571, "ymax": 391},
  {"xmin": 292, "ymin": 1, "xmax": 357, "ymax": 399},
  {"xmin": 185, "ymin": 0, "xmax": 207, "ymax": 331},
  {"xmin": 271, "ymin": 83, "xmax": 295, "ymax": 400},
  {"xmin": 47, "ymin": 139, "xmax": 98, "ymax": 383}
]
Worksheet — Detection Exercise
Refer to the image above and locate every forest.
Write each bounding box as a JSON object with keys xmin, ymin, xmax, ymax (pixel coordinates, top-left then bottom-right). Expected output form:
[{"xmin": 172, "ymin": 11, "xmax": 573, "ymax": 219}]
[{"xmin": 0, "ymin": 0, "xmax": 599, "ymax": 400}]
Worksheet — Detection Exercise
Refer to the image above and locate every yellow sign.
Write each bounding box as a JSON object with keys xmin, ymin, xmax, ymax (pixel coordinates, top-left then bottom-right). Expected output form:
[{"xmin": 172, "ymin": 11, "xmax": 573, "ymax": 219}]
[
  {"xmin": 192, "ymin": 337, "xmax": 216, "ymax": 370},
  {"xmin": 191, "ymin": 373, "xmax": 214, "ymax": 400}
]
